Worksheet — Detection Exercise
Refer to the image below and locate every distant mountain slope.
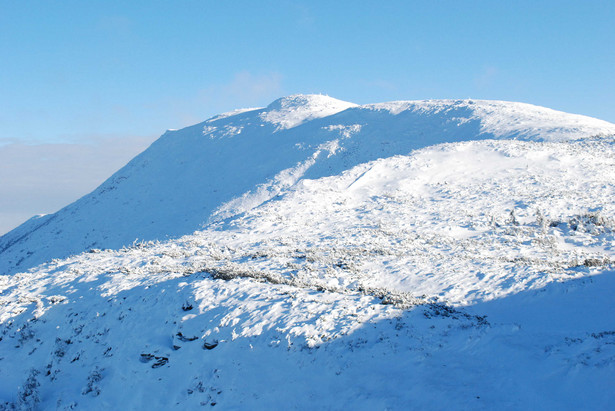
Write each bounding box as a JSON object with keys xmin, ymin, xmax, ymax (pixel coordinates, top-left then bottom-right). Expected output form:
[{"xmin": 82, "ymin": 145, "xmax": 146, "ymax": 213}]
[{"xmin": 1, "ymin": 95, "xmax": 614, "ymax": 276}]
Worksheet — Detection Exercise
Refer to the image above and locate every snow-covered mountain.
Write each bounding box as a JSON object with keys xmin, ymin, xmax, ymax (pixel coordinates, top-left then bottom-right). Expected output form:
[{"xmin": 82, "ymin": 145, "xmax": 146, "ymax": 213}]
[
  {"xmin": 1, "ymin": 95, "xmax": 615, "ymax": 409},
  {"xmin": 2, "ymin": 95, "xmax": 614, "ymax": 277}
]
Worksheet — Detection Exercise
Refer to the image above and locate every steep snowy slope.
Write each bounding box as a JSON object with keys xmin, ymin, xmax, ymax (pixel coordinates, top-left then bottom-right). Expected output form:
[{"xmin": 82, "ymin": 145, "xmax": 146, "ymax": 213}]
[{"xmin": 1, "ymin": 95, "xmax": 614, "ymax": 277}]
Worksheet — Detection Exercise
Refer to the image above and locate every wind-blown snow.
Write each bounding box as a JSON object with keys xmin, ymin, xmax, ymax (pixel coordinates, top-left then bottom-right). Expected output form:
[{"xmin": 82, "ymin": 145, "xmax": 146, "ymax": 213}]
[{"xmin": 1, "ymin": 95, "xmax": 615, "ymax": 409}]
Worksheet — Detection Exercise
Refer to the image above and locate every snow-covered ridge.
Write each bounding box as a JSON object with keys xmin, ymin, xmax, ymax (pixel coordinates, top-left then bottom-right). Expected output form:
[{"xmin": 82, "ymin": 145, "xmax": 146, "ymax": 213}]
[
  {"xmin": 1, "ymin": 95, "xmax": 614, "ymax": 278},
  {"xmin": 203, "ymin": 107, "xmax": 263, "ymax": 124},
  {"xmin": 362, "ymin": 98, "xmax": 615, "ymax": 141}
]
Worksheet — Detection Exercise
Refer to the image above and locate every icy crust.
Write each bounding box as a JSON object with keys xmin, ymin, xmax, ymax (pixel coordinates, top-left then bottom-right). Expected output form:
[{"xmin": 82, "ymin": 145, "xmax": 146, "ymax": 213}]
[
  {"xmin": 1, "ymin": 138, "xmax": 615, "ymax": 408},
  {"xmin": 1, "ymin": 95, "xmax": 615, "ymax": 278}
]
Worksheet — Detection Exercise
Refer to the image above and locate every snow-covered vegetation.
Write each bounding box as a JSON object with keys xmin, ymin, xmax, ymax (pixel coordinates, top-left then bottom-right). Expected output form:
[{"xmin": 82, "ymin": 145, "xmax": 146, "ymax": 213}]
[{"xmin": 1, "ymin": 95, "xmax": 614, "ymax": 409}]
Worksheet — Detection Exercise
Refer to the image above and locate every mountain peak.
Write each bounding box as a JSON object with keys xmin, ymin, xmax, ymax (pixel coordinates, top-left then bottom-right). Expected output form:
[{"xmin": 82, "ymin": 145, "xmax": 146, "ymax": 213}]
[
  {"xmin": 266, "ymin": 94, "xmax": 354, "ymax": 109},
  {"xmin": 261, "ymin": 94, "xmax": 357, "ymax": 130}
]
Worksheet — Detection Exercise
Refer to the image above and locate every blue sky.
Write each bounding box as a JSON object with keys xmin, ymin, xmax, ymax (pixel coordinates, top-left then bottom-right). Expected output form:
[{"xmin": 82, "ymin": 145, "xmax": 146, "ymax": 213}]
[{"xmin": 1, "ymin": 0, "xmax": 614, "ymax": 233}]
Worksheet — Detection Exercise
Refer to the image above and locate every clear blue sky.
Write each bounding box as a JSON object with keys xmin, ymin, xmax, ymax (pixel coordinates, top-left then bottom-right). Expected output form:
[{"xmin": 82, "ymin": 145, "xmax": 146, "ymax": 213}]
[
  {"xmin": 0, "ymin": 0, "xmax": 614, "ymax": 233},
  {"xmin": 1, "ymin": 0, "xmax": 614, "ymax": 143}
]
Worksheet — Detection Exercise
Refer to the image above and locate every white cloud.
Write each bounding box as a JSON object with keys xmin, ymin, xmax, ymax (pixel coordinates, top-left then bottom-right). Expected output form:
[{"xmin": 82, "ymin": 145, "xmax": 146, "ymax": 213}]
[
  {"xmin": 197, "ymin": 71, "xmax": 284, "ymax": 114},
  {"xmin": 165, "ymin": 71, "xmax": 284, "ymax": 128},
  {"xmin": 474, "ymin": 66, "xmax": 498, "ymax": 89},
  {"xmin": 220, "ymin": 71, "xmax": 284, "ymax": 103},
  {"xmin": 0, "ymin": 135, "xmax": 156, "ymax": 235}
]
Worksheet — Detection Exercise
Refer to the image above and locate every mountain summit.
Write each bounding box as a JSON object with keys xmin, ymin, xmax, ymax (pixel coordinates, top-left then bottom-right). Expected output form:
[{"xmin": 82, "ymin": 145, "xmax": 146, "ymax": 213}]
[{"xmin": 261, "ymin": 94, "xmax": 357, "ymax": 130}]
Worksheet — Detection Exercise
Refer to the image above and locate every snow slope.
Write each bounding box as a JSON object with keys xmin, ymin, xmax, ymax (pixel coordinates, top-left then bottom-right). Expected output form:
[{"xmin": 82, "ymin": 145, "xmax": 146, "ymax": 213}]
[
  {"xmin": 1, "ymin": 95, "xmax": 614, "ymax": 277},
  {"xmin": 1, "ymin": 95, "xmax": 615, "ymax": 409}
]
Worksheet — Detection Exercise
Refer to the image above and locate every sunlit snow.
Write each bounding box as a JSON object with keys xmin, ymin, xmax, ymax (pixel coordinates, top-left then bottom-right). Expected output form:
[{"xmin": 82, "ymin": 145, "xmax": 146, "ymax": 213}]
[{"xmin": 1, "ymin": 95, "xmax": 614, "ymax": 409}]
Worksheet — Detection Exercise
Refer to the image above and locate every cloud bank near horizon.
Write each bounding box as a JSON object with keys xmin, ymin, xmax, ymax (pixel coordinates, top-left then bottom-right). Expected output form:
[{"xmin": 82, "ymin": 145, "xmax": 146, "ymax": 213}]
[{"xmin": 0, "ymin": 135, "xmax": 156, "ymax": 235}]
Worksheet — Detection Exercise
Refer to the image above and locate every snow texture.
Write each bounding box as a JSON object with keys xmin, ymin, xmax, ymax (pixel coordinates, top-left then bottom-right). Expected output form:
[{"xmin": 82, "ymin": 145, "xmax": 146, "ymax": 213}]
[{"xmin": 1, "ymin": 95, "xmax": 615, "ymax": 409}]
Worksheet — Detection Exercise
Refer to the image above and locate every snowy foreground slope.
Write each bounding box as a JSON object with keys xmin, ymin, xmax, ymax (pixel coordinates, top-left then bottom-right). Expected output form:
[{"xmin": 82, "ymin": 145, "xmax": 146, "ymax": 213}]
[{"xmin": 2, "ymin": 95, "xmax": 615, "ymax": 409}]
